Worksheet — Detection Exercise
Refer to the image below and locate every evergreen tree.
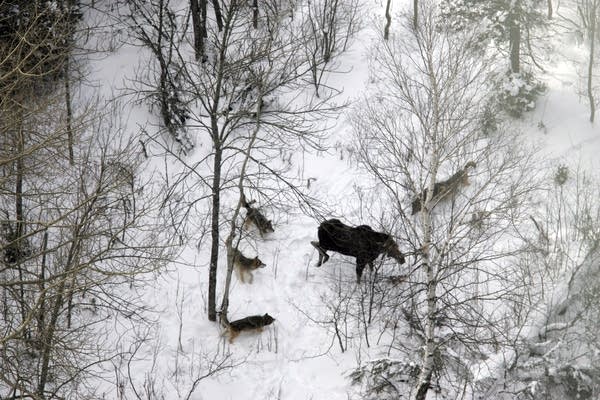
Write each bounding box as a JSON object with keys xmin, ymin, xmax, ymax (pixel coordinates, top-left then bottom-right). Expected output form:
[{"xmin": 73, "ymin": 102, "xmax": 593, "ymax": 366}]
[{"xmin": 440, "ymin": 0, "xmax": 547, "ymax": 73}]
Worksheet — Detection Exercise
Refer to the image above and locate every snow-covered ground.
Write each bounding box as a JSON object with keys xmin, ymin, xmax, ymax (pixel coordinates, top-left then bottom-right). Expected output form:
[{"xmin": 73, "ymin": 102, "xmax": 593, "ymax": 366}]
[{"xmin": 76, "ymin": 1, "xmax": 598, "ymax": 399}]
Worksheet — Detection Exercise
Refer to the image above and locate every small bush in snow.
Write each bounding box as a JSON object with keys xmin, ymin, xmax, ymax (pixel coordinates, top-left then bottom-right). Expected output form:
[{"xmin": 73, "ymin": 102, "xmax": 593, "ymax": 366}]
[
  {"xmin": 480, "ymin": 100, "xmax": 500, "ymax": 135},
  {"xmin": 159, "ymin": 82, "xmax": 192, "ymax": 153},
  {"xmin": 349, "ymin": 359, "xmax": 420, "ymax": 399},
  {"xmin": 1, "ymin": 220, "xmax": 31, "ymax": 265},
  {"xmin": 554, "ymin": 165, "xmax": 569, "ymax": 186},
  {"xmin": 495, "ymin": 71, "xmax": 546, "ymax": 118}
]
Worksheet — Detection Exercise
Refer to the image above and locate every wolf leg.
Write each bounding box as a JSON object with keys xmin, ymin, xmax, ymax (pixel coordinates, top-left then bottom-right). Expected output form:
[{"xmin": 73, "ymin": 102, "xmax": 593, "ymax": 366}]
[
  {"xmin": 229, "ymin": 329, "xmax": 239, "ymax": 343},
  {"xmin": 236, "ymin": 266, "xmax": 245, "ymax": 283}
]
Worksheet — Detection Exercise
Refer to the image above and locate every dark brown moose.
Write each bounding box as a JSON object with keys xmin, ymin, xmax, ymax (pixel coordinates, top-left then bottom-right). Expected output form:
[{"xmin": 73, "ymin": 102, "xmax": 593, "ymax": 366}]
[{"xmin": 311, "ymin": 219, "xmax": 405, "ymax": 282}]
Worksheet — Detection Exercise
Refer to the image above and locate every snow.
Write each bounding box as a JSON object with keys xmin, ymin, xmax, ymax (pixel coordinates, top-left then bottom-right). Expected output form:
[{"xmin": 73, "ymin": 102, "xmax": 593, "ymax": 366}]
[{"xmin": 69, "ymin": 0, "xmax": 600, "ymax": 399}]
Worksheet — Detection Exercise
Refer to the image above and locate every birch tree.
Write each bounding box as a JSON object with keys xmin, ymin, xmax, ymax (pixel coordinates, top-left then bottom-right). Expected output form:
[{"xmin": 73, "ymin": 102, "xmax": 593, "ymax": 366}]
[{"xmin": 349, "ymin": 3, "xmax": 542, "ymax": 398}]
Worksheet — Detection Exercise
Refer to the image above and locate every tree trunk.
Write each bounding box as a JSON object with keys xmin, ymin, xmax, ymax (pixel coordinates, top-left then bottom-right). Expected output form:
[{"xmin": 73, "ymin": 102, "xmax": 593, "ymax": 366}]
[
  {"xmin": 37, "ymin": 218, "xmax": 83, "ymax": 396},
  {"xmin": 413, "ymin": 0, "xmax": 418, "ymax": 30},
  {"xmin": 220, "ymin": 86, "xmax": 264, "ymax": 322},
  {"xmin": 414, "ymin": 258, "xmax": 437, "ymax": 400},
  {"xmin": 65, "ymin": 56, "xmax": 74, "ymax": 165},
  {"xmin": 207, "ymin": 6, "xmax": 231, "ymax": 322},
  {"xmin": 212, "ymin": 0, "xmax": 223, "ymax": 31},
  {"xmin": 587, "ymin": 0, "xmax": 597, "ymax": 123},
  {"xmin": 414, "ymin": 160, "xmax": 439, "ymax": 400},
  {"xmin": 15, "ymin": 112, "xmax": 27, "ymax": 339},
  {"xmin": 414, "ymin": 40, "xmax": 441, "ymax": 399},
  {"xmin": 384, "ymin": 0, "xmax": 392, "ymax": 40},
  {"xmin": 37, "ymin": 230, "xmax": 48, "ymax": 340},
  {"xmin": 253, "ymin": 0, "xmax": 258, "ymax": 29},
  {"xmin": 509, "ymin": 11, "xmax": 521, "ymax": 73},
  {"xmin": 547, "ymin": 0, "xmax": 553, "ymax": 19},
  {"xmin": 63, "ymin": 0, "xmax": 75, "ymax": 165},
  {"xmin": 208, "ymin": 141, "xmax": 222, "ymax": 322},
  {"xmin": 190, "ymin": 0, "xmax": 207, "ymax": 61},
  {"xmin": 37, "ymin": 279, "xmax": 67, "ymax": 397}
]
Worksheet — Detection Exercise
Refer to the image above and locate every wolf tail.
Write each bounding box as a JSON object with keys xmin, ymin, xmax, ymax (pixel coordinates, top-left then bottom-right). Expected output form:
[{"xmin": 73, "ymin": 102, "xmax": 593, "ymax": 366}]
[
  {"xmin": 241, "ymin": 193, "xmax": 249, "ymax": 209},
  {"xmin": 240, "ymin": 193, "xmax": 256, "ymax": 209}
]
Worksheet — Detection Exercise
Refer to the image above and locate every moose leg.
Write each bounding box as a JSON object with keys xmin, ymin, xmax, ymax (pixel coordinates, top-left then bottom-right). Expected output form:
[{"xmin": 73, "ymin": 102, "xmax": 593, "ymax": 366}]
[
  {"xmin": 355, "ymin": 259, "xmax": 367, "ymax": 283},
  {"xmin": 311, "ymin": 241, "xmax": 329, "ymax": 266}
]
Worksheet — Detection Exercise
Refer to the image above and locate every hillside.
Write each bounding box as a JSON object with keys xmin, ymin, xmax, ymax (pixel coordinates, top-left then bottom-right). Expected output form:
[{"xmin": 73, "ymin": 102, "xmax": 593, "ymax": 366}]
[{"xmin": 1, "ymin": 0, "xmax": 600, "ymax": 399}]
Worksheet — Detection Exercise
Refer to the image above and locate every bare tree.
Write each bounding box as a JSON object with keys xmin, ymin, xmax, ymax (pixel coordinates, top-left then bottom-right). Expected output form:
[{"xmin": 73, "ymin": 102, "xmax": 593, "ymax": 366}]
[
  {"xmin": 133, "ymin": 0, "xmax": 338, "ymax": 322},
  {"xmin": 556, "ymin": 0, "xmax": 599, "ymax": 122},
  {"xmin": 0, "ymin": 3, "xmax": 177, "ymax": 397},
  {"xmin": 300, "ymin": 0, "xmax": 362, "ymax": 96},
  {"xmin": 349, "ymin": 3, "xmax": 542, "ymax": 398},
  {"xmin": 1, "ymin": 102, "xmax": 176, "ymax": 398},
  {"xmin": 127, "ymin": 0, "xmax": 193, "ymax": 153},
  {"xmin": 447, "ymin": 165, "xmax": 600, "ymax": 399}
]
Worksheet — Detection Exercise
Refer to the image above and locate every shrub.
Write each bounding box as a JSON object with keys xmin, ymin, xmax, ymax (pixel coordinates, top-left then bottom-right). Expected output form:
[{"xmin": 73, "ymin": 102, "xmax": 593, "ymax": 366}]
[{"xmin": 495, "ymin": 71, "xmax": 546, "ymax": 118}]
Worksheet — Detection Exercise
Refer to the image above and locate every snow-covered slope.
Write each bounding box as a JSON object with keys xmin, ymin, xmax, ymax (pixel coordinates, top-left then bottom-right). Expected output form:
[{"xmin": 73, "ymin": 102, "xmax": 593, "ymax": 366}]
[{"xmin": 76, "ymin": 1, "xmax": 599, "ymax": 399}]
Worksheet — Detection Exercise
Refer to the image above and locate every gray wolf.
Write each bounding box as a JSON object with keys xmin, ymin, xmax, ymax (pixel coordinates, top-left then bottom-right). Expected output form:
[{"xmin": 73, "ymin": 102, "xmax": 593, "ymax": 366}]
[
  {"xmin": 411, "ymin": 161, "xmax": 476, "ymax": 215},
  {"xmin": 221, "ymin": 313, "xmax": 275, "ymax": 343},
  {"xmin": 242, "ymin": 196, "xmax": 274, "ymax": 237},
  {"xmin": 232, "ymin": 247, "xmax": 266, "ymax": 284}
]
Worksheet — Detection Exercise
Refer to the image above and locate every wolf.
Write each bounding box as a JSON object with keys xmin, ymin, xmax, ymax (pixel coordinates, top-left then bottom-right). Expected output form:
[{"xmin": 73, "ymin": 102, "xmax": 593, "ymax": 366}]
[
  {"xmin": 411, "ymin": 161, "xmax": 476, "ymax": 215},
  {"xmin": 232, "ymin": 247, "xmax": 266, "ymax": 284},
  {"xmin": 242, "ymin": 196, "xmax": 274, "ymax": 237},
  {"xmin": 221, "ymin": 313, "xmax": 275, "ymax": 343}
]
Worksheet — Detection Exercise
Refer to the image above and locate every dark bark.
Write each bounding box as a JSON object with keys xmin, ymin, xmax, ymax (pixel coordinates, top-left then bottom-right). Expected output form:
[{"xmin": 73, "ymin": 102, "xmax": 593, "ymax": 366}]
[
  {"xmin": 253, "ymin": 0, "xmax": 258, "ymax": 29},
  {"xmin": 37, "ymin": 230, "xmax": 48, "ymax": 339},
  {"xmin": 63, "ymin": 0, "xmax": 75, "ymax": 165},
  {"xmin": 384, "ymin": 0, "xmax": 392, "ymax": 40},
  {"xmin": 201, "ymin": 0, "xmax": 208, "ymax": 39},
  {"xmin": 208, "ymin": 141, "xmax": 222, "ymax": 322},
  {"xmin": 65, "ymin": 56, "xmax": 74, "ymax": 165},
  {"xmin": 547, "ymin": 0, "xmax": 553, "ymax": 19},
  {"xmin": 15, "ymin": 115, "xmax": 27, "ymax": 340},
  {"xmin": 509, "ymin": 12, "xmax": 521, "ymax": 73},
  {"xmin": 413, "ymin": 0, "xmax": 418, "ymax": 30},
  {"xmin": 207, "ymin": 7, "xmax": 232, "ymax": 321},
  {"xmin": 212, "ymin": 0, "xmax": 223, "ymax": 31},
  {"xmin": 37, "ymin": 278, "xmax": 66, "ymax": 397},
  {"xmin": 37, "ymin": 222, "xmax": 82, "ymax": 396},
  {"xmin": 190, "ymin": 0, "xmax": 207, "ymax": 61},
  {"xmin": 415, "ymin": 369, "xmax": 434, "ymax": 400}
]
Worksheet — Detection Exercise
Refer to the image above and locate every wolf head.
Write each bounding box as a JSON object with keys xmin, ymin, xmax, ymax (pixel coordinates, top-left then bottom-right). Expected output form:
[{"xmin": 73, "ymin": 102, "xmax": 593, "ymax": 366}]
[
  {"xmin": 251, "ymin": 257, "xmax": 267, "ymax": 270},
  {"xmin": 262, "ymin": 313, "xmax": 275, "ymax": 325},
  {"xmin": 262, "ymin": 220, "xmax": 275, "ymax": 233}
]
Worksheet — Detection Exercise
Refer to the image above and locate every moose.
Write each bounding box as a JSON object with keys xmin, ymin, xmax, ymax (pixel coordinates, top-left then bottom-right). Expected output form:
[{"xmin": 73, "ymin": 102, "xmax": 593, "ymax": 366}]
[
  {"xmin": 311, "ymin": 219, "xmax": 406, "ymax": 282},
  {"xmin": 411, "ymin": 161, "xmax": 476, "ymax": 215}
]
